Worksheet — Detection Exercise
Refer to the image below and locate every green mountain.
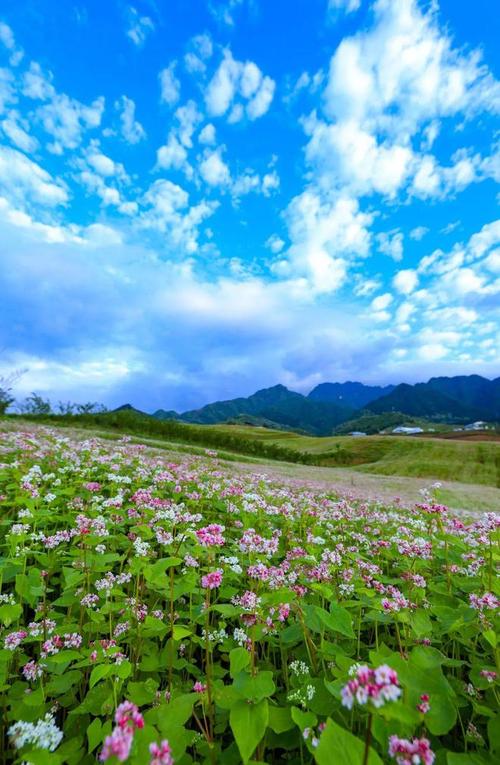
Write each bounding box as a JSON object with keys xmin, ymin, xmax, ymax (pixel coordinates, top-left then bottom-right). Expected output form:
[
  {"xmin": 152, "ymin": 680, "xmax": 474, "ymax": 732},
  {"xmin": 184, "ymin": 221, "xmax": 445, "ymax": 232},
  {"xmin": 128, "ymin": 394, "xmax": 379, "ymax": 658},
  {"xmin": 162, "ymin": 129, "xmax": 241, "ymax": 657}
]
[
  {"xmin": 152, "ymin": 409, "xmax": 180, "ymax": 420},
  {"xmin": 113, "ymin": 375, "xmax": 498, "ymax": 436},
  {"xmin": 178, "ymin": 384, "xmax": 353, "ymax": 436},
  {"xmin": 426, "ymin": 375, "xmax": 500, "ymax": 419},
  {"xmin": 309, "ymin": 381, "xmax": 395, "ymax": 409},
  {"xmin": 365, "ymin": 382, "xmax": 484, "ymax": 422}
]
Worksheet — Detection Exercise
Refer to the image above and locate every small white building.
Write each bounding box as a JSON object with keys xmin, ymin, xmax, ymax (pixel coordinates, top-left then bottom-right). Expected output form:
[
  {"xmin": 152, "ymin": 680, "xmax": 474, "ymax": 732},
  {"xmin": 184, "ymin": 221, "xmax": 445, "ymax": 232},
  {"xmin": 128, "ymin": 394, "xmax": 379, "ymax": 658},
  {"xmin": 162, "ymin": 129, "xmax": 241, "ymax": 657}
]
[
  {"xmin": 349, "ymin": 431, "xmax": 367, "ymax": 436},
  {"xmin": 392, "ymin": 426, "xmax": 424, "ymax": 435},
  {"xmin": 464, "ymin": 421, "xmax": 488, "ymax": 431}
]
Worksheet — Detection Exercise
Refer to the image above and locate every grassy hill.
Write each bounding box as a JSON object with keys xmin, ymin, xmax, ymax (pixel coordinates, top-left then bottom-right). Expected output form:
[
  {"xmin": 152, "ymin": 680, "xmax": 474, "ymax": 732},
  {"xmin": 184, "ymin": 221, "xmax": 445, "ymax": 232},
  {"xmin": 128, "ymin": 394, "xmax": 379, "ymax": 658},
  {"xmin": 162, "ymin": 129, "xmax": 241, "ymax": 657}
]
[{"xmin": 3, "ymin": 411, "xmax": 499, "ymax": 487}]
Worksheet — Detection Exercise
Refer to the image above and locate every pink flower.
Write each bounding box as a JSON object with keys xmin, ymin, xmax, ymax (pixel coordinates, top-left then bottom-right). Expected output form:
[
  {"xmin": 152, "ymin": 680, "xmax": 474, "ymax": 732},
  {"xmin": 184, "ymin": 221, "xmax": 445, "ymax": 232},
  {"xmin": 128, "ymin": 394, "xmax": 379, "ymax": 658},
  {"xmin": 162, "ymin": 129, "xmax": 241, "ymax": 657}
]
[
  {"xmin": 115, "ymin": 701, "xmax": 144, "ymax": 730},
  {"xmin": 100, "ymin": 727, "xmax": 133, "ymax": 762},
  {"xmin": 480, "ymin": 670, "xmax": 497, "ymax": 683},
  {"xmin": 388, "ymin": 735, "xmax": 435, "ymax": 765},
  {"xmin": 149, "ymin": 739, "xmax": 174, "ymax": 765},
  {"xmin": 196, "ymin": 524, "xmax": 225, "ymax": 547},
  {"xmin": 417, "ymin": 694, "xmax": 430, "ymax": 713},
  {"xmin": 4, "ymin": 630, "xmax": 27, "ymax": 650},
  {"xmin": 469, "ymin": 592, "xmax": 499, "ymax": 611},
  {"xmin": 201, "ymin": 569, "xmax": 223, "ymax": 590},
  {"xmin": 193, "ymin": 681, "xmax": 207, "ymax": 693},
  {"xmin": 341, "ymin": 664, "xmax": 401, "ymax": 710}
]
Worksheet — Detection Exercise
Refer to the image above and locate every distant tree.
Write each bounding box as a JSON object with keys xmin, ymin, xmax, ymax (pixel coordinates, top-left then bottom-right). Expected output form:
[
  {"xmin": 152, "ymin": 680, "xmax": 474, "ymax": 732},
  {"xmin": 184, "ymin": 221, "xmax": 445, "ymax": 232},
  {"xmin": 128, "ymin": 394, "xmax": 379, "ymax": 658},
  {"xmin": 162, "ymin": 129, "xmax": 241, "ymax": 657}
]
[
  {"xmin": 0, "ymin": 368, "xmax": 26, "ymax": 414},
  {"xmin": 18, "ymin": 393, "xmax": 53, "ymax": 415},
  {"xmin": 75, "ymin": 402, "xmax": 108, "ymax": 414},
  {"xmin": 56, "ymin": 401, "xmax": 76, "ymax": 415}
]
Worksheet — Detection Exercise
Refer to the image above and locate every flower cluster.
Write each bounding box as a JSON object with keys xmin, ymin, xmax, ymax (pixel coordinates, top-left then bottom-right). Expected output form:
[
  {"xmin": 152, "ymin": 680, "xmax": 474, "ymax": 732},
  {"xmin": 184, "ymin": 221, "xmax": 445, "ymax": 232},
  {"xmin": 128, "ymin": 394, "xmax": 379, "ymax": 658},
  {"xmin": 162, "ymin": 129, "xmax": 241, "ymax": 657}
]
[
  {"xmin": 341, "ymin": 664, "xmax": 401, "ymax": 710},
  {"xmin": 8, "ymin": 713, "xmax": 63, "ymax": 752},
  {"xmin": 388, "ymin": 735, "xmax": 435, "ymax": 765},
  {"xmin": 100, "ymin": 701, "xmax": 144, "ymax": 762}
]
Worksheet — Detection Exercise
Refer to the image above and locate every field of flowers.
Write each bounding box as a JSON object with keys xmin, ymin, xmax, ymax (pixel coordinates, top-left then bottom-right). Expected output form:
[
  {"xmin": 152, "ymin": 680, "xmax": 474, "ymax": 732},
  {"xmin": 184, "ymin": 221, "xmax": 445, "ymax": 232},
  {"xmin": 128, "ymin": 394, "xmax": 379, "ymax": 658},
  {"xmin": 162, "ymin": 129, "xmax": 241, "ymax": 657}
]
[{"xmin": 0, "ymin": 427, "xmax": 498, "ymax": 765}]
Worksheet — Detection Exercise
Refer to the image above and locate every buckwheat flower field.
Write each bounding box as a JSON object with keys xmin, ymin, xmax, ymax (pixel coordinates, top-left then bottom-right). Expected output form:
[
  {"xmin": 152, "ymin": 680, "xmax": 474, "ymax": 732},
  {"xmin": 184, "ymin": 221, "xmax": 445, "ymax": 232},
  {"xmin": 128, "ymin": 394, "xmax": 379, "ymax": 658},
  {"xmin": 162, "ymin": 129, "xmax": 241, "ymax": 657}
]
[{"xmin": 0, "ymin": 429, "xmax": 498, "ymax": 764}]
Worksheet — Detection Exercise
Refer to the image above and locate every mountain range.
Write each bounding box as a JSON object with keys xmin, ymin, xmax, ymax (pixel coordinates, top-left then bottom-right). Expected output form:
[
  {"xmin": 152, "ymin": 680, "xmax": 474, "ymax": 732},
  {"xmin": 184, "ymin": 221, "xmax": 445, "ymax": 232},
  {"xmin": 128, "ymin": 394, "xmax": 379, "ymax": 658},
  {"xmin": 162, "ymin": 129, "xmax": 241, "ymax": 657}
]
[{"xmin": 115, "ymin": 374, "xmax": 500, "ymax": 436}]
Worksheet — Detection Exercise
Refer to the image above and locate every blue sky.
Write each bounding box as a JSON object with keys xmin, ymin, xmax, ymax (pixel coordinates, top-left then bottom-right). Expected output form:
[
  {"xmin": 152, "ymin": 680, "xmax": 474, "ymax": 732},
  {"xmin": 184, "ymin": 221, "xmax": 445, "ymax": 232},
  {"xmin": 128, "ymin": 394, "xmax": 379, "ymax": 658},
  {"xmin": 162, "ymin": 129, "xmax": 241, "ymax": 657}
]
[{"xmin": 0, "ymin": 0, "xmax": 499, "ymax": 412}]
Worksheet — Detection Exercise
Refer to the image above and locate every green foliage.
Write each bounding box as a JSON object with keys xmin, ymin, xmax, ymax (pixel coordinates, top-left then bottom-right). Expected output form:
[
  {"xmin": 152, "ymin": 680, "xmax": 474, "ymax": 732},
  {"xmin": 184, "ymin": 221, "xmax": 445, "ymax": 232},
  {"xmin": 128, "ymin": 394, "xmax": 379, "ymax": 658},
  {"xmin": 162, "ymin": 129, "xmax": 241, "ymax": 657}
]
[{"xmin": 0, "ymin": 425, "xmax": 498, "ymax": 764}]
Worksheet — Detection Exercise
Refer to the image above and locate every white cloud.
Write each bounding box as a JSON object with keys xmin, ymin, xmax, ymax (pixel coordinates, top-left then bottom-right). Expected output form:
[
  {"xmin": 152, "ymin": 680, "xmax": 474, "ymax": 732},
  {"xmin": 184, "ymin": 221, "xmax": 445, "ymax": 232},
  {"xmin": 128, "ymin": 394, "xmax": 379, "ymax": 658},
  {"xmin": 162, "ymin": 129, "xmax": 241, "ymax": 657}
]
[
  {"xmin": 209, "ymin": 0, "xmax": 246, "ymax": 27},
  {"xmin": 0, "ymin": 146, "xmax": 68, "ymax": 207},
  {"xmin": 184, "ymin": 33, "xmax": 213, "ymax": 73},
  {"xmin": 247, "ymin": 76, "xmax": 275, "ymax": 120},
  {"xmin": 377, "ymin": 230, "xmax": 404, "ymax": 261},
  {"xmin": 266, "ymin": 234, "xmax": 285, "ymax": 254},
  {"xmin": 140, "ymin": 179, "xmax": 217, "ymax": 253},
  {"xmin": 22, "ymin": 63, "xmax": 105, "ymax": 153},
  {"xmin": 155, "ymin": 101, "xmax": 202, "ymax": 177},
  {"xmin": 328, "ymin": 0, "xmax": 361, "ymax": 14},
  {"xmin": 409, "ymin": 225, "xmax": 429, "ymax": 241},
  {"xmin": 116, "ymin": 96, "xmax": 146, "ymax": 144},
  {"xmin": 159, "ymin": 63, "xmax": 181, "ymax": 105},
  {"xmin": 285, "ymin": 192, "xmax": 373, "ymax": 293},
  {"xmin": 1, "ymin": 110, "xmax": 38, "ymax": 152},
  {"xmin": 371, "ymin": 292, "xmax": 393, "ymax": 311},
  {"xmin": 205, "ymin": 49, "xmax": 275, "ymax": 121},
  {"xmin": 157, "ymin": 134, "xmax": 189, "ymax": 172},
  {"xmin": 199, "ymin": 148, "xmax": 231, "ymax": 187},
  {"xmin": 126, "ymin": 7, "xmax": 155, "ymax": 46},
  {"xmin": 0, "ymin": 21, "xmax": 23, "ymax": 66},
  {"xmin": 198, "ymin": 123, "xmax": 216, "ymax": 145},
  {"xmin": 418, "ymin": 343, "xmax": 448, "ymax": 361},
  {"xmin": 0, "ymin": 68, "xmax": 16, "ymax": 115},
  {"xmin": 393, "ymin": 268, "xmax": 419, "ymax": 295},
  {"xmin": 303, "ymin": 0, "xmax": 500, "ymax": 204}
]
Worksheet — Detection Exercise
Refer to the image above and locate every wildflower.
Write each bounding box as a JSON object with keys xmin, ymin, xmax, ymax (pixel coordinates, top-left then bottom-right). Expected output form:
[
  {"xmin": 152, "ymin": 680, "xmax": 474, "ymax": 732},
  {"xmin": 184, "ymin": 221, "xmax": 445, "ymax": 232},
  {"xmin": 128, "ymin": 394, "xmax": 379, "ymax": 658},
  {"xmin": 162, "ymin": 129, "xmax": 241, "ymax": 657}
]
[
  {"xmin": 480, "ymin": 670, "xmax": 497, "ymax": 683},
  {"xmin": 196, "ymin": 524, "xmax": 225, "ymax": 547},
  {"xmin": 417, "ymin": 694, "xmax": 430, "ymax": 713},
  {"xmin": 100, "ymin": 727, "xmax": 133, "ymax": 762},
  {"xmin": 115, "ymin": 701, "xmax": 144, "ymax": 730},
  {"xmin": 22, "ymin": 660, "xmax": 45, "ymax": 682},
  {"xmin": 201, "ymin": 569, "xmax": 223, "ymax": 590},
  {"xmin": 289, "ymin": 660, "xmax": 310, "ymax": 676},
  {"xmin": 469, "ymin": 592, "xmax": 499, "ymax": 611},
  {"xmin": 388, "ymin": 735, "xmax": 435, "ymax": 765},
  {"xmin": 4, "ymin": 630, "xmax": 27, "ymax": 650},
  {"xmin": 193, "ymin": 681, "xmax": 207, "ymax": 693},
  {"xmin": 149, "ymin": 739, "xmax": 174, "ymax": 765},
  {"xmin": 8, "ymin": 713, "xmax": 63, "ymax": 752},
  {"xmin": 341, "ymin": 664, "xmax": 401, "ymax": 710}
]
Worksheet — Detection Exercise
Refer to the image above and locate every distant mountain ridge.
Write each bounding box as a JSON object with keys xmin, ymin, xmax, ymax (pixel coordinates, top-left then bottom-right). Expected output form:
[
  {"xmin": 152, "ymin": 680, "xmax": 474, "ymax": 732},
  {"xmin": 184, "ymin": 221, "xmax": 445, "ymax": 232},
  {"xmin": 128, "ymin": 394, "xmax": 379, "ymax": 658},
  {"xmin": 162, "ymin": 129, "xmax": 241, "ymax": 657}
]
[
  {"xmin": 113, "ymin": 375, "xmax": 499, "ymax": 436},
  {"xmin": 308, "ymin": 381, "xmax": 396, "ymax": 409}
]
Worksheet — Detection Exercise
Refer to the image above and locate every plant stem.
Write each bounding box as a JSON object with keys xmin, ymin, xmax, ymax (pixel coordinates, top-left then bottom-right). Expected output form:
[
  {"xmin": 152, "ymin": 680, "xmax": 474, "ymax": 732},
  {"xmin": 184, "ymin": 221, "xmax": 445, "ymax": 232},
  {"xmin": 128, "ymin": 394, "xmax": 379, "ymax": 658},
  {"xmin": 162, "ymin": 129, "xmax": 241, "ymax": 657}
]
[{"xmin": 362, "ymin": 714, "xmax": 373, "ymax": 765}]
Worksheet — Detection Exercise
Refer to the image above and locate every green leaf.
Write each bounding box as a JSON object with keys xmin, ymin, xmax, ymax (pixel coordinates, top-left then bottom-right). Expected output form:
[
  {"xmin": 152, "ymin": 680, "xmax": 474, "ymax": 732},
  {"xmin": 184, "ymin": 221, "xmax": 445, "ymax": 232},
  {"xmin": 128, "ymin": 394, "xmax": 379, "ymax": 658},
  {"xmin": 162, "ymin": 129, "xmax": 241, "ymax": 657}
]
[
  {"xmin": 230, "ymin": 698, "xmax": 269, "ymax": 764},
  {"xmin": 447, "ymin": 754, "xmax": 492, "ymax": 764},
  {"xmin": 291, "ymin": 706, "xmax": 317, "ymax": 732},
  {"xmin": 87, "ymin": 717, "xmax": 102, "ymax": 753},
  {"xmin": 230, "ymin": 647, "xmax": 250, "ymax": 679},
  {"xmin": 327, "ymin": 603, "xmax": 356, "ymax": 639},
  {"xmin": 314, "ymin": 719, "xmax": 383, "ymax": 765},
  {"xmin": 127, "ymin": 678, "xmax": 159, "ymax": 706},
  {"xmin": 21, "ymin": 750, "xmax": 63, "ymax": 765},
  {"xmin": 89, "ymin": 664, "xmax": 112, "ymax": 688},
  {"xmin": 268, "ymin": 705, "xmax": 294, "ymax": 734},
  {"xmin": 172, "ymin": 625, "xmax": 192, "ymax": 641},
  {"xmin": 488, "ymin": 714, "xmax": 500, "ymax": 753},
  {"xmin": 0, "ymin": 603, "xmax": 22, "ymax": 626},
  {"xmin": 233, "ymin": 671, "xmax": 275, "ymax": 702}
]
